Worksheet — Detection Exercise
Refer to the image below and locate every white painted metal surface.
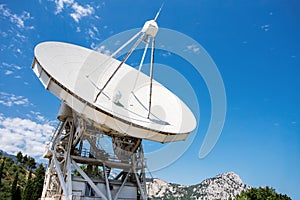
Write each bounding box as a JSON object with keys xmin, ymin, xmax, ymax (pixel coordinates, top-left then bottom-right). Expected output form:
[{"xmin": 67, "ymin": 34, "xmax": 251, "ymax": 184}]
[{"xmin": 32, "ymin": 41, "xmax": 196, "ymax": 143}]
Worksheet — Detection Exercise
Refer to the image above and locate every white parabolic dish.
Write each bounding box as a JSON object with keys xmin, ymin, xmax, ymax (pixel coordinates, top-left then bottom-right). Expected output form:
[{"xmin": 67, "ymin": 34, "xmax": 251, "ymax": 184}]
[{"xmin": 32, "ymin": 41, "xmax": 196, "ymax": 143}]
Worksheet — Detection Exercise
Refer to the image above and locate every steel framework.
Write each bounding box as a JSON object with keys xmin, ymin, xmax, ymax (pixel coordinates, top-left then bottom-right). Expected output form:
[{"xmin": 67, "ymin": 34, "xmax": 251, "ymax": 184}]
[{"xmin": 41, "ymin": 105, "xmax": 147, "ymax": 200}]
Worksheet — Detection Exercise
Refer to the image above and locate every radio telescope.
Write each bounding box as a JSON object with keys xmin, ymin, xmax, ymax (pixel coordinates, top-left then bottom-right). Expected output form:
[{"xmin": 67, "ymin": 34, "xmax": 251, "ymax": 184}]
[{"xmin": 32, "ymin": 10, "xmax": 196, "ymax": 200}]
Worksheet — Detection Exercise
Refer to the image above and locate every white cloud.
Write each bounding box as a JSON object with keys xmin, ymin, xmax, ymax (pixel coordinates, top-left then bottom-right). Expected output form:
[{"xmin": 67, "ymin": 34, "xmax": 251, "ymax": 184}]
[
  {"xmin": 87, "ymin": 27, "xmax": 100, "ymax": 40},
  {"xmin": 184, "ymin": 44, "xmax": 200, "ymax": 54},
  {"xmin": 52, "ymin": 0, "xmax": 94, "ymax": 23},
  {"xmin": 0, "ymin": 4, "xmax": 33, "ymax": 29},
  {"xmin": 1, "ymin": 62, "xmax": 23, "ymax": 75},
  {"xmin": 1, "ymin": 62, "xmax": 23, "ymax": 78},
  {"xmin": 4, "ymin": 70, "xmax": 13, "ymax": 75},
  {"xmin": 36, "ymin": 115, "xmax": 46, "ymax": 122},
  {"xmin": 91, "ymin": 43, "xmax": 111, "ymax": 55},
  {"xmin": 261, "ymin": 24, "xmax": 270, "ymax": 32},
  {"xmin": 92, "ymin": 25, "xmax": 99, "ymax": 33},
  {"xmin": 70, "ymin": 2, "xmax": 94, "ymax": 23},
  {"xmin": 0, "ymin": 30, "xmax": 8, "ymax": 37},
  {"xmin": 53, "ymin": 0, "xmax": 74, "ymax": 14},
  {"xmin": 88, "ymin": 29, "xmax": 96, "ymax": 39},
  {"xmin": 29, "ymin": 111, "xmax": 47, "ymax": 122},
  {"xmin": 161, "ymin": 51, "xmax": 171, "ymax": 57},
  {"xmin": 0, "ymin": 115, "xmax": 55, "ymax": 157},
  {"xmin": 14, "ymin": 65, "xmax": 22, "ymax": 70},
  {"xmin": 16, "ymin": 32, "xmax": 26, "ymax": 40},
  {"xmin": 0, "ymin": 92, "xmax": 30, "ymax": 107},
  {"xmin": 27, "ymin": 111, "xmax": 57, "ymax": 124}
]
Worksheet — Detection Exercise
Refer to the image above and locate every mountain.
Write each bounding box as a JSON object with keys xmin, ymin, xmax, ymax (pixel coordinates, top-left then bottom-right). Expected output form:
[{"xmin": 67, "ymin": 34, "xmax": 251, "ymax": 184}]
[
  {"xmin": 0, "ymin": 149, "xmax": 17, "ymax": 162},
  {"xmin": 147, "ymin": 172, "xmax": 251, "ymax": 200}
]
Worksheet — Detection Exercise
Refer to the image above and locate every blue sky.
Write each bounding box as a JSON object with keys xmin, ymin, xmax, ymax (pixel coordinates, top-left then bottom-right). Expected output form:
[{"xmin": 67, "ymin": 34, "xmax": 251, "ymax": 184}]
[{"xmin": 0, "ymin": 0, "xmax": 299, "ymax": 199}]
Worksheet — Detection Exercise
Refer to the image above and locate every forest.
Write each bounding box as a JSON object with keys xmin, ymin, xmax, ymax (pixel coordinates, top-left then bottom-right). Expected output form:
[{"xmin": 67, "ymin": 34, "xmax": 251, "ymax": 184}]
[{"xmin": 0, "ymin": 151, "xmax": 45, "ymax": 200}]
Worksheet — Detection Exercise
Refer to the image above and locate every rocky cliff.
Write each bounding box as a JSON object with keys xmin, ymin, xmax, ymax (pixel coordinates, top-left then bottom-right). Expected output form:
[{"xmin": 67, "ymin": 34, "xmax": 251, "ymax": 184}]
[{"xmin": 147, "ymin": 172, "xmax": 251, "ymax": 200}]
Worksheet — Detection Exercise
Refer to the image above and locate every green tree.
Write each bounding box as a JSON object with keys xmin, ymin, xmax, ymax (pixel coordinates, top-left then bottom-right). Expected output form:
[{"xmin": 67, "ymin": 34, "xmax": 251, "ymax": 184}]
[
  {"xmin": 27, "ymin": 157, "xmax": 36, "ymax": 171},
  {"xmin": 22, "ymin": 155, "xmax": 28, "ymax": 166},
  {"xmin": 23, "ymin": 170, "xmax": 33, "ymax": 200},
  {"xmin": 0, "ymin": 154, "xmax": 28, "ymax": 199},
  {"xmin": 0, "ymin": 157, "xmax": 6, "ymax": 185},
  {"xmin": 16, "ymin": 151, "xmax": 23, "ymax": 164},
  {"xmin": 23, "ymin": 163, "xmax": 44, "ymax": 200},
  {"xmin": 11, "ymin": 171, "xmax": 20, "ymax": 200},
  {"xmin": 237, "ymin": 187, "xmax": 291, "ymax": 200},
  {"xmin": 32, "ymin": 164, "xmax": 45, "ymax": 199},
  {"xmin": 14, "ymin": 186, "xmax": 22, "ymax": 200}
]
